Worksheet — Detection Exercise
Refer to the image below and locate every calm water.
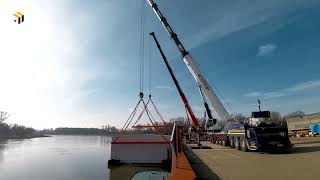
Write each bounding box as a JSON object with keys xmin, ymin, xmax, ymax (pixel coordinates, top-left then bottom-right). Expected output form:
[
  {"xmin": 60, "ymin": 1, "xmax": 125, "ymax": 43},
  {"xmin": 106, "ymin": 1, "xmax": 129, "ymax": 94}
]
[{"xmin": 0, "ymin": 135, "xmax": 112, "ymax": 180}]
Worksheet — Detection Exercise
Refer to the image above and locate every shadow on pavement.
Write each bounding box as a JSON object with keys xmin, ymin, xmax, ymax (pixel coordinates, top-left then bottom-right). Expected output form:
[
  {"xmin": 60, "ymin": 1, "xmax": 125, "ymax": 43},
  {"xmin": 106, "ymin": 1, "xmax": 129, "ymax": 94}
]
[
  {"xmin": 288, "ymin": 145, "xmax": 320, "ymax": 154},
  {"xmin": 183, "ymin": 144, "xmax": 221, "ymax": 180},
  {"xmin": 292, "ymin": 140, "xmax": 320, "ymax": 145},
  {"xmin": 259, "ymin": 144, "xmax": 320, "ymax": 155}
]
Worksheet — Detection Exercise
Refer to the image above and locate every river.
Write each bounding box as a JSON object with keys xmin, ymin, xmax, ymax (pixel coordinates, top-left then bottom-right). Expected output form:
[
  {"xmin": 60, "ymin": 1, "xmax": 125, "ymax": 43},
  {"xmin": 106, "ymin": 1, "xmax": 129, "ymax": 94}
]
[{"xmin": 0, "ymin": 135, "xmax": 112, "ymax": 180}]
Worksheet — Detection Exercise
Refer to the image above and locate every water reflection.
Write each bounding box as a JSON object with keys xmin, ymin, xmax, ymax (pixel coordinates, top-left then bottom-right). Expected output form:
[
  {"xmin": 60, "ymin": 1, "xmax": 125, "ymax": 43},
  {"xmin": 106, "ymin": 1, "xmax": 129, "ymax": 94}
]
[
  {"xmin": 0, "ymin": 136, "xmax": 112, "ymax": 180},
  {"xmin": 0, "ymin": 139, "xmax": 8, "ymax": 163}
]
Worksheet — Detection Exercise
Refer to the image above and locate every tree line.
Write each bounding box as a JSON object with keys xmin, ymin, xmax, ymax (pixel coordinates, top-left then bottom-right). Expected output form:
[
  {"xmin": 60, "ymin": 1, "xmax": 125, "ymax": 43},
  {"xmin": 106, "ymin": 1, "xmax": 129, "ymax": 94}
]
[
  {"xmin": 0, "ymin": 110, "xmax": 308, "ymax": 139},
  {"xmin": 0, "ymin": 110, "xmax": 121, "ymax": 137},
  {"xmin": 0, "ymin": 111, "xmax": 38, "ymax": 139},
  {"xmin": 40, "ymin": 126, "xmax": 119, "ymax": 135}
]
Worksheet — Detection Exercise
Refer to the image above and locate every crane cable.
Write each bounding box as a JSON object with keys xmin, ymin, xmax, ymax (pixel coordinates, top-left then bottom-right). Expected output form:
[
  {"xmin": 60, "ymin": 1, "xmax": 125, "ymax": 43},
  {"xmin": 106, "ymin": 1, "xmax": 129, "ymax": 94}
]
[
  {"xmin": 139, "ymin": 0, "xmax": 145, "ymax": 94},
  {"xmin": 114, "ymin": 0, "xmax": 171, "ymax": 143},
  {"xmin": 145, "ymin": 7, "xmax": 167, "ymax": 125},
  {"xmin": 148, "ymin": 34, "xmax": 152, "ymax": 96}
]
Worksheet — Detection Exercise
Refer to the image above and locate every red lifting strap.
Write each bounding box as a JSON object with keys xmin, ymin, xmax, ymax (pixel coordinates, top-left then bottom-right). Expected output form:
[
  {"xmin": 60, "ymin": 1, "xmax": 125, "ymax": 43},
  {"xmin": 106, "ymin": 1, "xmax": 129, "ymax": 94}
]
[{"xmin": 113, "ymin": 96, "xmax": 170, "ymax": 143}]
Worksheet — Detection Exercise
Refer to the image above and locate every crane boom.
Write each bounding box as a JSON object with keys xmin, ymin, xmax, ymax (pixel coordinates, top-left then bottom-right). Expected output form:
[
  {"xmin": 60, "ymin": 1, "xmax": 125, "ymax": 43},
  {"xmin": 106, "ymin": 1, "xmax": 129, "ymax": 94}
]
[
  {"xmin": 150, "ymin": 32, "xmax": 200, "ymax": 129},
  {"xmin": 147, "ymin": 0, "xmax": 230, "ymax": 121}
]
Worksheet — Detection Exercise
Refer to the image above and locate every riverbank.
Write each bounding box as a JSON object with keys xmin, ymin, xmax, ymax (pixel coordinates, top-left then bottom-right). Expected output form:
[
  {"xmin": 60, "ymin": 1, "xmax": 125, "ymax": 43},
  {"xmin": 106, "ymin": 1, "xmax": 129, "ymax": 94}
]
[{"xmin": 0, "ymin": 134, "xmax": 50, "ymax": 140}]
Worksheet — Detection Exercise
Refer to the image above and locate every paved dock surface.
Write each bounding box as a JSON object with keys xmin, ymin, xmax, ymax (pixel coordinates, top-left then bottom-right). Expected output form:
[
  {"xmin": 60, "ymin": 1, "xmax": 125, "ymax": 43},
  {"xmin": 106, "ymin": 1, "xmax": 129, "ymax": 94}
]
[{"xmin": 185, "ymin": 137, "xmax": 320, "ymax": 180}]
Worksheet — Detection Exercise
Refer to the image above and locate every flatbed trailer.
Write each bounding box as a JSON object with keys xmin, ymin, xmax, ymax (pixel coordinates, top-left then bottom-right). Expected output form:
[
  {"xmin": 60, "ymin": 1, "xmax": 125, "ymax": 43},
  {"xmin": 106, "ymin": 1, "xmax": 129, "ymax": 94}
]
[
  {"xmin": 292, "ymin": 124, "xmax": 320, "ymax": 137},
  {"xmin": 291, "ymin": 128, "xmax": 311, "ymax": 137}
]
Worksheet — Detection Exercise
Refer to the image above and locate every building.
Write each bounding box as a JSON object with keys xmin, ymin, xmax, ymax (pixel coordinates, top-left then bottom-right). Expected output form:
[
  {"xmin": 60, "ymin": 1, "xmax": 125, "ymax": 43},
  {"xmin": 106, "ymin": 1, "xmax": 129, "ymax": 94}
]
[{"xmin": 287, "ymin": 112, "xmax": 320, "ymax": 130}]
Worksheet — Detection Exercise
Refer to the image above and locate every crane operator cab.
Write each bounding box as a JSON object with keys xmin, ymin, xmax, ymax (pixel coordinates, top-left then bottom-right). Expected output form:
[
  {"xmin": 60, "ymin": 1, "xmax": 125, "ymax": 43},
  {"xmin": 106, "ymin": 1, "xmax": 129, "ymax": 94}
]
[{"xmin": 248, "ymin": 111, "xmax": 270, "ymax": 126}]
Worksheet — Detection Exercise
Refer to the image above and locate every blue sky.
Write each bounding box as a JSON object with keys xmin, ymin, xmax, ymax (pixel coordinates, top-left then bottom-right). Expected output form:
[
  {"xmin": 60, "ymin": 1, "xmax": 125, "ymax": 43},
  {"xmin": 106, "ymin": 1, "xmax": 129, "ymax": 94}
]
[{"xmin": 1, "ymin": 0, "xmax": 320, "ymax": 129}]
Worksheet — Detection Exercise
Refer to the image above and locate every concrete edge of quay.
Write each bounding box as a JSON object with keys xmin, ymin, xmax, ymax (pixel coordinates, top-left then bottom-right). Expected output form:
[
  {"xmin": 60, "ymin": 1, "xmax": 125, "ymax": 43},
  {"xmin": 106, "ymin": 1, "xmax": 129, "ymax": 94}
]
[{"xmin": 182, "ymin": 143, "xmax": 221, "ymax": 180}]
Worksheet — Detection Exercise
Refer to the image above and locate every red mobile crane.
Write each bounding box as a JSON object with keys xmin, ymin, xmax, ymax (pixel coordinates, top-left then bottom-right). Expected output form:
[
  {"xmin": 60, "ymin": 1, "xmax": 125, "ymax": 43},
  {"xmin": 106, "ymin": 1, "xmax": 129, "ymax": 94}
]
[
  {"xmin": 146, "ymin": 0, "xmax": 229, "ymax": 129},
  {"xmin": 147, "ymin": 0, "xmax": 292, "ymax": 151}
]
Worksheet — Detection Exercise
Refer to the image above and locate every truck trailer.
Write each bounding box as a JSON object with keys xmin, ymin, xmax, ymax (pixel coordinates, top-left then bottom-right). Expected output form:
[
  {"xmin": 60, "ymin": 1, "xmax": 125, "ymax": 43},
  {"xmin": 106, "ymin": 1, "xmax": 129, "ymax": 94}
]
[{"xmin": 209, "ymin": 111, "xmax": 292, "ymax": 151}]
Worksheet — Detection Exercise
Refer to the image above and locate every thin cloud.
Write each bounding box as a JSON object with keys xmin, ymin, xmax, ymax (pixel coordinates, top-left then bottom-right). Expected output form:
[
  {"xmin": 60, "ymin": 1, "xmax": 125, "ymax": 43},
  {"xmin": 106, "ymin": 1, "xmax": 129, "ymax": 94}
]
[
  {"xmin": 184, "ymin": 0, "xmax": 320, "ymax": 49},
  {"xmin": 263, "ymin": 92, "xmax": 285, "ymax": 99},
  {"xmin": 154, "ymin": 85, "xmax": 174, "ymax": 90},
  {"xmin": 244, "ymin": 91, "xmax": 284, "ymax": 100},
  {"xmin": 257, "ymin": 43, "xmax": 277, "ymax": 56},
  {"xmin": 285, "ymin": 80, "xmax": 320, "ymax": 92},
  {"xmin": 243, "ymin": 80, "xmax": 320, "ymax": 100},
  {"xmin": 244, "ymin": 92, "xmax": 262, "ymax": 97}
]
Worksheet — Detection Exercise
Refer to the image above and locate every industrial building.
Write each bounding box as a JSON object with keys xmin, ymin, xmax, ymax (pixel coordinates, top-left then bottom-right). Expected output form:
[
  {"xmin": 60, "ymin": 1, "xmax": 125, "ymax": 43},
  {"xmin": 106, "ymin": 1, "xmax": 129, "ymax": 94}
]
[{"xmin": 287, "ymin": 112, "xmax": 320, "ymax": 130}]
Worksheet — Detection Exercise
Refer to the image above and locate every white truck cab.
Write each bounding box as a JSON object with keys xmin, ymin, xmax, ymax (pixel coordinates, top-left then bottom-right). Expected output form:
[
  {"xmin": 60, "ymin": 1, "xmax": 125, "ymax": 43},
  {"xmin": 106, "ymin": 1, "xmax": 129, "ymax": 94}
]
[{"xmin": 248, "ymin": 111, "xmax": 271, "ymax": 126}]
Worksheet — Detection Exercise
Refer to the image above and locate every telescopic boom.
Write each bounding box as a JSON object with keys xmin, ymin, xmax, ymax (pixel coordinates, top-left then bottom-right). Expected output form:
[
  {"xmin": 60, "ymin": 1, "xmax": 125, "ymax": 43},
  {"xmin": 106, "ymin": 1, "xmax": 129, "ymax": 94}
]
[{"xmin": 147, "ymin": 0, "xmax": 230, "ymax": 121}]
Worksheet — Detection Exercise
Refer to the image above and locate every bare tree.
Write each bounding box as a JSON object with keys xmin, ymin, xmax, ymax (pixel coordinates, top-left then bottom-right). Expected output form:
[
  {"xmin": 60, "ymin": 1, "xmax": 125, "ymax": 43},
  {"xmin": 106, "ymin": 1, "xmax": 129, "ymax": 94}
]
[
  {"xmin": 0, "ymin": 111, "xmax": 9, "ymax": 124},
  {"xmin": 233, "ymin": 113, "xmax": 246, "ymax": 123},
  {"xmin": 270, "ymin": 112, "xmax": 281, "ymax": 122},
  {"xmin": 169, "ymin": 117, "xmax": 189, "ymax": 132},
  {"xmin": 284, "ymin": 110, "xmax": 305, "ymax": 119},
  {"xmin": 269, "ymin": 112, "xmax": 286, "ymax": 125}
]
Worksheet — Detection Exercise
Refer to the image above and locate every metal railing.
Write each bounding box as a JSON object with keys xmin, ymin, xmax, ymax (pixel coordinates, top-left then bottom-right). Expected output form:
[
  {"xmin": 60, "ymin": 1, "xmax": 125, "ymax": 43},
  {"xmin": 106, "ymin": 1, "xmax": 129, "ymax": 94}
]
[{"xmin": 170, "ymin": 124, "xmax": 182, "ymax": 162}]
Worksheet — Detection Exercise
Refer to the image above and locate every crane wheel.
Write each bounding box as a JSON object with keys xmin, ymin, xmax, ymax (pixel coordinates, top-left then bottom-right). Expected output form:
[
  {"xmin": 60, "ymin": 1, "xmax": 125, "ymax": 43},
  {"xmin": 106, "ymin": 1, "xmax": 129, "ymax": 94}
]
[
  {"xmin": 230, "ymin": 137, "xmax": 235, "ymax": 148},
  {"xmin": 222, "ymin": 140, "xmax": 227, "ymax": 146},
  {"xmin": 234, "ymin": 137, "xmax": 240, "ymax": 150},
  {"xmin": 240, "ymin": 137, "xmax": 249, "ymax": 152}
]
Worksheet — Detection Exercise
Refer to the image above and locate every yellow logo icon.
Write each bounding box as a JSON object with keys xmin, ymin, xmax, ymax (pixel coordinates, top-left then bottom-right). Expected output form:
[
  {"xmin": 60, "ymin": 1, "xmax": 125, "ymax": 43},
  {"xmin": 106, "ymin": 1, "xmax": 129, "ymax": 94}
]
[{"xmin": 13, "ymin": 12, "xmax": 24, "ymax": 24}]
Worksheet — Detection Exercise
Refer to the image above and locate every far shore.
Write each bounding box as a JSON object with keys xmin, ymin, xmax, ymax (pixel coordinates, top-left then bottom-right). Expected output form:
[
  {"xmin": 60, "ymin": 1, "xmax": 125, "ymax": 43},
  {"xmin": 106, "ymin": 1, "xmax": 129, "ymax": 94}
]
[
  {"xmin": 0, "ymin": 134, "xmax": 118, "ymax": 141},
  {"xmin": 0, "ymin": 134, "xmax": 51, "ymax": 140},
  {"xmin": 50, "ymin": 134, "xmax": 116, "ymax": 136}
]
